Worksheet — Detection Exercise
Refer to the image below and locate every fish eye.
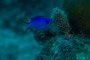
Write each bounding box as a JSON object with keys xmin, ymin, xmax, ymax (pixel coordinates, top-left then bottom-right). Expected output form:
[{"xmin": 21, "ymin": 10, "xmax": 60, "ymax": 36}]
[{"xmin": 46, "ymin": 21, "xmax": 49, "ymax": 24}]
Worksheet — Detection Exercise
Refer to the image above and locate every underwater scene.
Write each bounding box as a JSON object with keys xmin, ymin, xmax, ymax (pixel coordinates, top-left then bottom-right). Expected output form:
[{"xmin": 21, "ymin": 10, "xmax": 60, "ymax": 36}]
[{"xmin": 0, "ymin": 0, "xmax": 90, "ymax": 60}]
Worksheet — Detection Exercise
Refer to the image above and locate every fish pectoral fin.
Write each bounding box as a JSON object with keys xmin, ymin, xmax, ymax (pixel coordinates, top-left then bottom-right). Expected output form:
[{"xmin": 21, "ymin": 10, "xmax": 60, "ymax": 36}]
[
  {"xmin": 24, "ymin": 27, "xmax": 30, "ymax": 33},
  {"xmin": 33, "ymin": 29, "xmax": 37, "ymax": 33}
]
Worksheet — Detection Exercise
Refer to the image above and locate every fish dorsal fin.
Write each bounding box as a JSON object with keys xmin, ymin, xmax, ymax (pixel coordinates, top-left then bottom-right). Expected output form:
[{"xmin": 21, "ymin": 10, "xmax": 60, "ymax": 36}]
[
  {"xmin": 24, "ymin": 16, "xmax": 45, "ymax": 24},
  {"xmin": 31, "ymin": 16, "xmax": 44, "ymax": 22}
]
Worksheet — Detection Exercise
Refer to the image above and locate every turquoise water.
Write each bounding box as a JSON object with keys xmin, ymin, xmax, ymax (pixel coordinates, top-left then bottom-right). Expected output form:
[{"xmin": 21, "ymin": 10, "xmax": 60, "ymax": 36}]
[{"xmin": 0, "ymin": 0, "xmax": 90, "ymax": 60}]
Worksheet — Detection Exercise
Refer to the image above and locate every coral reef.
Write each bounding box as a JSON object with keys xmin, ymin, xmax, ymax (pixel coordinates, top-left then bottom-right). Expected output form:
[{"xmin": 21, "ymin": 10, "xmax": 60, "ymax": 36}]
[
  {"xmin": 35, "ymin": 7, "xmax": 76, "ymax": 60},
  {"xmin": 51, "ymin": 40, "xmax": 76, "ymax": 60},
  {"xmin": 36, "ymin": 36, "xmax": 77, "ymax": 60},
  {"xmin": 51, "ymin": 7, "xmax": 71, "ymax": 35},
  {"xmin": 35, "ymin": 7, "xmax": 90, "ymax": 60}
]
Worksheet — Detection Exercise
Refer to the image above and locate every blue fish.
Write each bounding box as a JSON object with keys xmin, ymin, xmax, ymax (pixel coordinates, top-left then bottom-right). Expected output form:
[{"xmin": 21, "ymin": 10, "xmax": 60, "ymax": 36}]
[{"xmin": 24, "ymin": 16, "xmax": 52, "ymax": 32}]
